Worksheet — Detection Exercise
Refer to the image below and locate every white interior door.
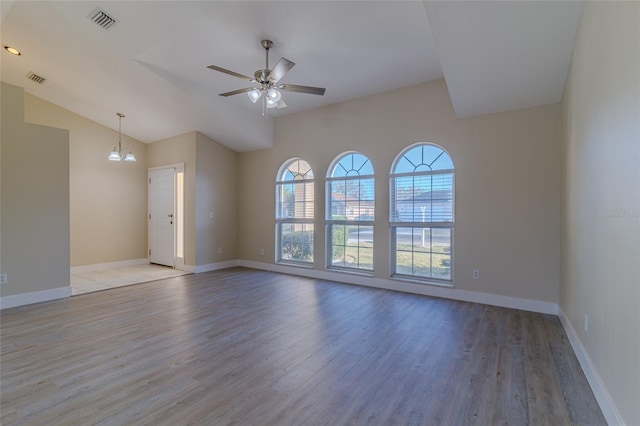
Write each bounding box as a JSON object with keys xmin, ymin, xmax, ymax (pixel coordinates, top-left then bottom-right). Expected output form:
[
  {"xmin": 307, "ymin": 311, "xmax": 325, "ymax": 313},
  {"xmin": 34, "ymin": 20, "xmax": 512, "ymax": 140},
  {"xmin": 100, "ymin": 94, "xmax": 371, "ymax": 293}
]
[{"xmin": 149, "ymin": 168, "xmax": 175, "ymax": 267}]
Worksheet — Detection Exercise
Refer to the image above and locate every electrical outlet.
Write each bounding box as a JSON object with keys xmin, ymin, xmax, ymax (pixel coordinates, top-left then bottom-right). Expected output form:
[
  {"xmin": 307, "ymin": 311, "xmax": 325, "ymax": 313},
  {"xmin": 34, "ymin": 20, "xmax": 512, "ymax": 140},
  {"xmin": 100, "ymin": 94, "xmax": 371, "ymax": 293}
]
[
  {"xmin": 0, "ymin": 273, "xmax": 6, "ymax": 284},
  {"xmin": 259, "ymin": 248, "xmax": 264, "ymax": 256},
  {"xmin": 584, "ymin": 314, "xmax": 589, "ymax": 333},
  {"xmin": 472, "ymin": 269, "xmax": 480, "ymax": 279},
  {"xmin": 217, "ymin": 247, "xmax": 222, "ymax": 255}
]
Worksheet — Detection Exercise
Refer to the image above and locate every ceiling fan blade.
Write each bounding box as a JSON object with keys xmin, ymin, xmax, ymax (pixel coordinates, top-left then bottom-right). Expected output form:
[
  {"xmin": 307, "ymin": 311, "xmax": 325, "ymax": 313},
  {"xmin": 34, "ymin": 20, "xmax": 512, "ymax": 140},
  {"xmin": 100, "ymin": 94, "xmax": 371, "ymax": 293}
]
[
  {"xmin": 207, "ymin": 65, "xmax": 254, "ymax": 82},
  {"xmin": 280, "ymin": 84, "xmax": 326, "ymax": 96},
  {"xmin": 219, "ymin": 87, "xmax": 255, "ymax": 97},
  {"xmin": 269, "ymin": 57, "xmax": 295, "ymax": 83}
]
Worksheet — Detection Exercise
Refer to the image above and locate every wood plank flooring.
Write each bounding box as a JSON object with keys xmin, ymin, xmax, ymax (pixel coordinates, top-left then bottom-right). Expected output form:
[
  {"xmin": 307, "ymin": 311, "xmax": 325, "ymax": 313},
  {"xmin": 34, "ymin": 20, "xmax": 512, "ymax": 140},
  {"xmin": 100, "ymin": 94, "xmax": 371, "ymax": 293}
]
[{"xmin": 1, "ymin": 267, "xmax": 606, "ymax": 425}]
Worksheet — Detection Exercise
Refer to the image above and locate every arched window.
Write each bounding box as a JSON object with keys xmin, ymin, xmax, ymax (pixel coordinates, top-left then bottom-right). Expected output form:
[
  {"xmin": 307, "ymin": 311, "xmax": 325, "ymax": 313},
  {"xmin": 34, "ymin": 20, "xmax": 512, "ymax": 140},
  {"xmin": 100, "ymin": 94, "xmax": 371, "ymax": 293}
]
[
  {"xmin": 326, "ymin": 152, "xmax": 374, "ymax": 272},
  {"xmin": 276, "ymin": 158, "xmax": 314, "ymax": 264},
  {"xmin": 390, "ymin": 143, "xmax": 454, "ymax": 281}
]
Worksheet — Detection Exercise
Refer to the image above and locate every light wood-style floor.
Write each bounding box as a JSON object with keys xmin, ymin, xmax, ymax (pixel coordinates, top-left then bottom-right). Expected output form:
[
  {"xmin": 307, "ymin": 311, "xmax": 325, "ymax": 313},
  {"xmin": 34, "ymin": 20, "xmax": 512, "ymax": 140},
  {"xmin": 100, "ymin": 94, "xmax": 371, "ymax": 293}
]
[{"xmin": 1, "ymin": 267, "xmax": 605, "ymax": 425}]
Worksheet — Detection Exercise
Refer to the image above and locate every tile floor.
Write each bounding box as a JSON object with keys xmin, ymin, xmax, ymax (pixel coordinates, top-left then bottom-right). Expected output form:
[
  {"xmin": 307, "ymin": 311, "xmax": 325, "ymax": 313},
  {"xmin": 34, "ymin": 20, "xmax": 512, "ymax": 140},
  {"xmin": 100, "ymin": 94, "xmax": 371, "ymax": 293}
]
[{"xmin": 71, "ymin": 264, "xmax": 189, "ymax": 296}]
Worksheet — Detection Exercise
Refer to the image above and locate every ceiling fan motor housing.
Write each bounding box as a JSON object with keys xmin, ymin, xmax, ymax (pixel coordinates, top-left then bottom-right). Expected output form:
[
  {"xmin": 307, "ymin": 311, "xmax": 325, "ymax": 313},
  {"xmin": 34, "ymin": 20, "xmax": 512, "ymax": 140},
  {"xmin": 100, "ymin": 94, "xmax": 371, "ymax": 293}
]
[{"xmin": 254, "ymin": 70, "xmax": 272, "ymax": 85}]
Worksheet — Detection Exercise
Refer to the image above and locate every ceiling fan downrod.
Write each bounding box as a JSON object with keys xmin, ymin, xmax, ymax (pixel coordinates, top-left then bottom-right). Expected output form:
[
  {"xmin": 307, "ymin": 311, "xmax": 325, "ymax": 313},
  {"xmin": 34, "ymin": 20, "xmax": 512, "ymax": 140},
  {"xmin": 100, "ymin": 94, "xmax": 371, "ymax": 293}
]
[{"xmin": 254, "ymin": 40, "xmax": 274, "ymax": 85}]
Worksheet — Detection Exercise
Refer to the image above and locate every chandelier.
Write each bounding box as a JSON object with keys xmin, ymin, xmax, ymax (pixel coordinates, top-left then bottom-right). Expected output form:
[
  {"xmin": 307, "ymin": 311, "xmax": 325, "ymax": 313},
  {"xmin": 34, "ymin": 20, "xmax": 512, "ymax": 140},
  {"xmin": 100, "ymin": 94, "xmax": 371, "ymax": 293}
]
[{"xmin": 108, "ymin": 113, "xmax": 136, "ymax": 162}]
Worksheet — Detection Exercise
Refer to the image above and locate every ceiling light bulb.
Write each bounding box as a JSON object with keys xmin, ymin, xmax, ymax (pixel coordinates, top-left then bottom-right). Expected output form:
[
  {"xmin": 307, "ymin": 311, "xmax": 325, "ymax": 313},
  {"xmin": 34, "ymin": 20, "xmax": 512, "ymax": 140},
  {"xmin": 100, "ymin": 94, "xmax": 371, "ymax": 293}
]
[
  {"xmin": 124, "ymin": 152, "xmax": 136, "ymax": 162},
  {"xmin": 3, "ymin": 45, "xmax": 21, "ymax": 56},
  {"xmin": 267, "ymin": 88, "xmax": 282, "ymax": 102},
  {"xmin": 247, "ymin": 89, "xmax": 262, "ymax": 103},
  {"xmin": 266, "ymin": 98, "xmax": 278, "ymax": 109}
]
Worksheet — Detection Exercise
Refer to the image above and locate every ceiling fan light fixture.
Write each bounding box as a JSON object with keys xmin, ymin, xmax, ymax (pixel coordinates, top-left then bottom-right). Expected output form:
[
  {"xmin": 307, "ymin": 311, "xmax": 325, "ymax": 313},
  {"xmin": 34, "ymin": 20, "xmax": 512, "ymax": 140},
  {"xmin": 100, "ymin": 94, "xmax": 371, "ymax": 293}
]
[
  {"xmin": 124, "ymin": 151, "xmax": 137, "ymax": 162},
  {"xmin": 247, "ymin": 88, "xmax": 262, "ymax": 103},
  {"xmin": 267, "ymin": 88, "xmax": 281, "ymax": 102},
  {"xmin": 266, "ymin": 98, "xmax": 278, "ymax": 109}
]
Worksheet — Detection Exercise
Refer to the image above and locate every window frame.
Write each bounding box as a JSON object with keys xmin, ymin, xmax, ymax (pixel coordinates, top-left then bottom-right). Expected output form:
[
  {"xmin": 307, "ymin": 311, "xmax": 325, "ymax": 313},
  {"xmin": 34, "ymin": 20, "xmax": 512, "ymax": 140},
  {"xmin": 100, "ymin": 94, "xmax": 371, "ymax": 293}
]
[
  {"xmin": 389, "ymin": 143, "xmax": 455, "ymax": 284},
  {"xmin": 325, "ymin": 151, "xmax": 375, "ymax": 274},
  {"xmin": 275, "ymin": 158, "xmax": 315, "ymax": 266}
]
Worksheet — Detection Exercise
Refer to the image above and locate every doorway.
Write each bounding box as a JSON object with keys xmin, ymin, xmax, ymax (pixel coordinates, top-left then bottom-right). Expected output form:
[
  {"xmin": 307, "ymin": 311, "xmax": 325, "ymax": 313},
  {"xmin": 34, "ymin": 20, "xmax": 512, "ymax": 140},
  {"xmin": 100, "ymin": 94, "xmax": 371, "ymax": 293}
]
[{"xmin": 149, "ymin": 164, "xmax": 185, "ymax": 269}]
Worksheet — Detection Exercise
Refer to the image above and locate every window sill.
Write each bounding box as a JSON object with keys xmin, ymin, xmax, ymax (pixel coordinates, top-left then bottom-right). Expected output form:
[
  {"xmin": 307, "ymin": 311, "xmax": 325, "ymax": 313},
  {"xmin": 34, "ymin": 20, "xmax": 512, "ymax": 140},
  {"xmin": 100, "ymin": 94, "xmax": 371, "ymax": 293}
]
[
  {"xmin": 276, "ymin": 260, "xmax": 314, "ymax": 269},
  {"xmin": 391, "ymin": 275, "xmax": 454, "ymax": 288},
  {"xmin": 326, "ymin": 266, "xmax": 374, "ymax": 277}
]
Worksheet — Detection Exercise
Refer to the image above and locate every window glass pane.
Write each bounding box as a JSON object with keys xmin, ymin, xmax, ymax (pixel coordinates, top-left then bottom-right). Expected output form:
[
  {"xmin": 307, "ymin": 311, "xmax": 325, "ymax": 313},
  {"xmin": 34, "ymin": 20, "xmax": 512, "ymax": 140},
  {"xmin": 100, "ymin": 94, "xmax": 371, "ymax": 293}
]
[
  {"xmin": 357, "ymin": 158, "xmax": 374, "ymax": 176},
  {"xmin": 412, "ymin": 227, "xmax": 432, "ymax": 253},
  {"xmin": 392, "ymin": 144, "xmax": 453, "ymax": 175},
  {"xmin": 422, "ymin": 145, "xmax": 444, "ymax": 166},
  {"xmin": 431, "ymin": 153, "xmax": 453, "ymax": 170},
  {"xmin": 435, "ymin": 255, "xmax": 451, "ymax": 280},
  {"xmin": 394, "ymin": 156, "xmax": 415, "ymax": 174},
  {"xmin": 280, "ymin": 159, "xmax": 313, "ymax": 181},
  {"xmin": 330, "ymin": 225, "xmax": 373, "ymax": 271},
  {"xmin": 393, "ymin": 226, "xmax": 452, "ymax": 280},
  {"xmin": 280, "ymin": 223, "xmax": 314, "ymax": 263},
  {"xmin": 331, "ymin": 153, "xmax": 374, "ymax": 178},
  {"xmin": 327, "ymin": 159, "xmax": 374, "ymax": 221},
  {"xmin": 412, "ymin": 252, "xmax": 432, "ymax": 277},
  {"xmin": 403, "ymin": 148, "xmax": 422, "ymax": 171},
  {"xmin": 332, "ymin": 164, "xmax": 348, "ymax": 177},
  {"xmin": 391, "ymin": 174, "xmax": 452, "ymax": 223},
  {"xmin": 431, "ymin": 228, "xmax": 451, "ymax": 254},
  {"xmin": 277, "ymin": 181, "xmax": 314, "ymax": 220},
  {"xmin": 395, "ymin": 227, "xmax": 414, "ymax": 275}
]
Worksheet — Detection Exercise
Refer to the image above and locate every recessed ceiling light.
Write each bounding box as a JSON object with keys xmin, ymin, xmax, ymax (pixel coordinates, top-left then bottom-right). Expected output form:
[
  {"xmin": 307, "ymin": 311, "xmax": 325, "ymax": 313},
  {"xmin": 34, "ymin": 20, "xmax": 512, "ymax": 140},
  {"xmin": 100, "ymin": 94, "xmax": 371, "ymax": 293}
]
[{"xmin": 3, "ymin": 45, "xmax": 21, "ymax": 56}]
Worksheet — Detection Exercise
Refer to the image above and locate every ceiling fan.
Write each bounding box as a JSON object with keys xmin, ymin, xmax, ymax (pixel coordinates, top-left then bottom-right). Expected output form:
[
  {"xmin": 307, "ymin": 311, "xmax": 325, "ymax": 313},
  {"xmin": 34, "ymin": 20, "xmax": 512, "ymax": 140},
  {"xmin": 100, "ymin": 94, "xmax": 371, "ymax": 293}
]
[{"xmin": 207, "ymin": 40, "xmax": 326, "ymax": 114}]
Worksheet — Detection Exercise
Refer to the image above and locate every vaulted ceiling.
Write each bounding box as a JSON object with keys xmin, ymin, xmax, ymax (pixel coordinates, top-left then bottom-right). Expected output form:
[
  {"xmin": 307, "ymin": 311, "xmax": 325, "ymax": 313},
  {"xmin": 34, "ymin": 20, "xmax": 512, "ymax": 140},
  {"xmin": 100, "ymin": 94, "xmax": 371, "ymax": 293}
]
[{"xmin": 1, "ymin": 1, "xmax": 583, "ymax": 152}]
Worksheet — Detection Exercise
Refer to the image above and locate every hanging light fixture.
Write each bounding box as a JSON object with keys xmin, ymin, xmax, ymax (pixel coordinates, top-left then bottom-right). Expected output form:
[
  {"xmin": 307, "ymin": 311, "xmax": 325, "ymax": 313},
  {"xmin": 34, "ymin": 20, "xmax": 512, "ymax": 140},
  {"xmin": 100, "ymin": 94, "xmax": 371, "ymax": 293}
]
[
  {"xmin": 247, "ymin": 88, "xmax": 261, "ymax": 103},
  {"xmin": 108, "ymin": 113, "xmax": 136, "ymax": 162}
]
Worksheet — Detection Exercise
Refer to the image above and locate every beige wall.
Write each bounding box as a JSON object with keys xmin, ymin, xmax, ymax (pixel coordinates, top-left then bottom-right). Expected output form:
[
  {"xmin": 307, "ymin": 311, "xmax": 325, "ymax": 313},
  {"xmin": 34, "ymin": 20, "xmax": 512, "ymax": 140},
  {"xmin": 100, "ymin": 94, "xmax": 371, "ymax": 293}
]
[
  {"xmin": 148, "ymin": 132, "xmax": 197, "ymax": 267},
  {"xmin": 147, "ymin": 131, "xmax": 238, "ymax": 268},
  {"xmin": 23, "ymin": 93, "xmax": 148, "ymax": 267},
  {"xmin": 1, "ymin": 83, "xmax": 70, "ymax": 296},
  {"xmin": 561, "ymin": 2, "xmax": 640, "ymax": 424},
  {"xmin": 239, "ymin": 78, "xmax": 563, "ymax": 303},
  {"xmin": 195, "ymin": 132, "xmax": 238, "ymax": 265}
]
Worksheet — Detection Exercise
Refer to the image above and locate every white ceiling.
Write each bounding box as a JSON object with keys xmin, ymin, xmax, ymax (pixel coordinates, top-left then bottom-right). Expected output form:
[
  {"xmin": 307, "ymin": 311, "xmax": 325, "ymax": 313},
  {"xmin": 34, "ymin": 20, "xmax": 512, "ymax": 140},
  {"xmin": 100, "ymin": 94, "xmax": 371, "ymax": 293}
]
[
  {"xmin": 424, "ymin": 1, "xmax": 583, "ymax": 118},
  {"xmin": 0, "ymin": 1, "xmax": 582, "ymax": 152}
]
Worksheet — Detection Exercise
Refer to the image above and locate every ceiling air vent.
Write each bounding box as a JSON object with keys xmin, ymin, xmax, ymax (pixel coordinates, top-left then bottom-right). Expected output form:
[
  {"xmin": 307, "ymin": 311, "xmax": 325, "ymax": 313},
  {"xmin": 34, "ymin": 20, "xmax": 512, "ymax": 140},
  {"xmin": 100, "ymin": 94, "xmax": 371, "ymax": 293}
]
[
  {"xmin": 88, "ymin": 7, "xmax": 117, "ymax": 30},
  {"xmin": 26, "ymin": 72, "xmax": 45, "ymax": 85}
]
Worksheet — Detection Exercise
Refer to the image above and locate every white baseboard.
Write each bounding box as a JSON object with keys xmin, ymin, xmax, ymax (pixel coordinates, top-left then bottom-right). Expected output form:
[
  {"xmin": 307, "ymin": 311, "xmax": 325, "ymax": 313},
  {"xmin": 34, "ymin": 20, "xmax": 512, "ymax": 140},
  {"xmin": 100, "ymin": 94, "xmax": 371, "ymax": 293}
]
[
  {"xmin": 71, "ymin": 258, "xmax": 149, "ymax": 274},
  {"xmin": 194, "ymin": 259, "xmax": 240, "ymax": 274},
  {"xmin": 0, "ymin": 286, "xmax": 71, "ymax": 310},
  {"xmin": 558, "ymin": 309, "xmax": 624, "ymax": 426},
  {"xmin": 239, "ymin": 260, "xmax": 558, "ymax": 315}
]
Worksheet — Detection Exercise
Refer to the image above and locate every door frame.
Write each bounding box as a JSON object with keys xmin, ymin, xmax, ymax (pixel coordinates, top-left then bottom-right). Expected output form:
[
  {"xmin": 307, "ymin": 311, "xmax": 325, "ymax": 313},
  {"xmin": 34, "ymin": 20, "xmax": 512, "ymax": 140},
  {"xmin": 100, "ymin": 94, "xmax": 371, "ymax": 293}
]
[{"xmin": 148, "ymin": 163, "xmax": 185, "ymax": 270}]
